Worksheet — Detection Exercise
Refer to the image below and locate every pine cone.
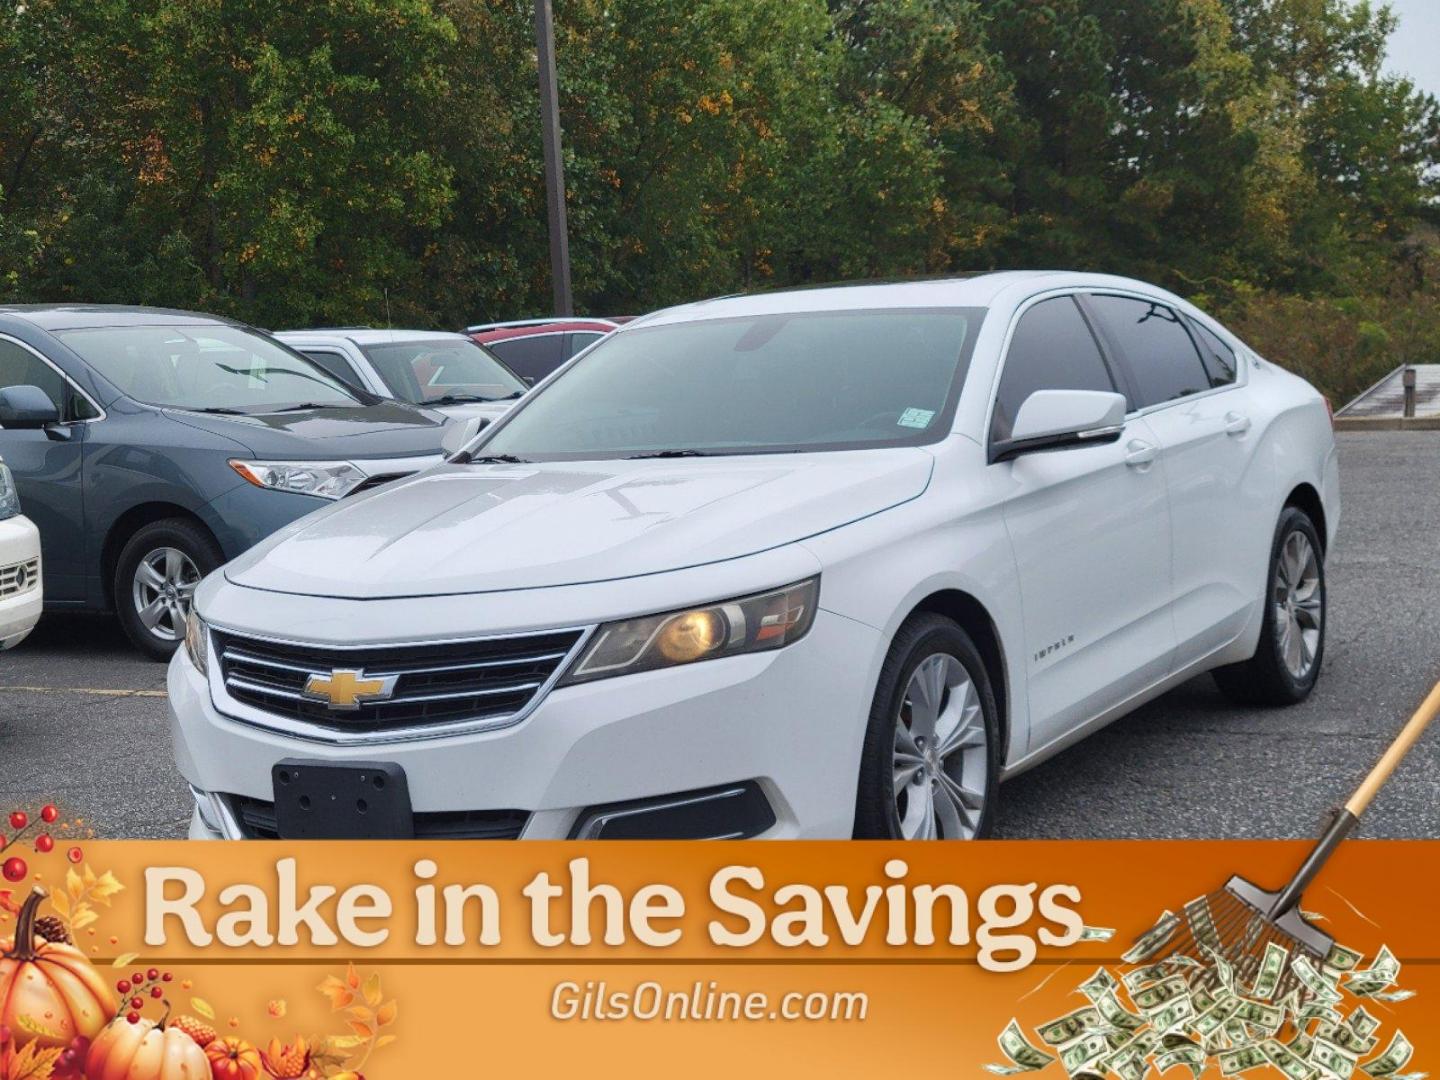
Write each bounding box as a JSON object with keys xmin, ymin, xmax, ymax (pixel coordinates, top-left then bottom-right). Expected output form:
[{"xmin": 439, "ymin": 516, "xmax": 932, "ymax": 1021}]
[{"xmin": 33, "ymin": 915, "xmax": 70, "ymax": 944}]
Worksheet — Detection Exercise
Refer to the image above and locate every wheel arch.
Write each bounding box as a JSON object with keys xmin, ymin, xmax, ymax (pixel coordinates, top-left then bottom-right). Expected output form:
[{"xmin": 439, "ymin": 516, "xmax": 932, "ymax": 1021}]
[
  {"xmin": 908, "ymin": 589, "xmax": 1011, "ymax": 764},
  {"xmin": 1283, "ymin": 482, "xmax": 1328, "ymax": 554},
  {"xmin": 101, "ymin": 502, "xmax": 217, "ymax": 610}
]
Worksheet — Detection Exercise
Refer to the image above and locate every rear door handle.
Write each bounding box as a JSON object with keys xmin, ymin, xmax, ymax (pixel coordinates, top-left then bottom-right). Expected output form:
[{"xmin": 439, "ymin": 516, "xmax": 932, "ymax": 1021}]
[
  {"xmin": 1224, "ymin": 411, "xmax": 1252, "ymax": 436},
  {"xmin": 1124, "ymin": 439, "xmax": 1158, "ymax": 468}
]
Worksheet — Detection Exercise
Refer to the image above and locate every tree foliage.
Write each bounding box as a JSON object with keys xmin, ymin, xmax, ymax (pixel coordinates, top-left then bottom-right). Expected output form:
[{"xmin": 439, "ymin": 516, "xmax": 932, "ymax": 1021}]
[{"xmin": 0, "ymin": 0, "xmax": 1437, "ymax": 400}]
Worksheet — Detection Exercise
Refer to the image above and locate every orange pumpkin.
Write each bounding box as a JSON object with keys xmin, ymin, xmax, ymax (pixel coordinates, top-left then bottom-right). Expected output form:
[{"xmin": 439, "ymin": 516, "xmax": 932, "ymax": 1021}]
[
  {"xmin": 0, "ymin": 887, "xmax": 115, "ymax": 1049},
  {"xmin": 86, "ymin": 1014, "xmax": 211, "ymax": 1080},
  {"xmin": 206, "ymin": 1035, "xmax": 266, "ymax": 1080}
]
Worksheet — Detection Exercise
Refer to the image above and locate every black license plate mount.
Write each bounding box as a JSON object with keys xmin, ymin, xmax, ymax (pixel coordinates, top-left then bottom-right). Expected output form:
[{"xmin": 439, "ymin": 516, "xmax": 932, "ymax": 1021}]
[{"xmin": 271, "ymin": 759, "xmax": 414, "ymax": 839}]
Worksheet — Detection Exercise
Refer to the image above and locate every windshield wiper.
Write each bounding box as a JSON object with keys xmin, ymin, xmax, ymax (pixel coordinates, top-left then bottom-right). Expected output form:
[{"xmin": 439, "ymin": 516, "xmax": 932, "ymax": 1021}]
[
  {"xmin": 427, "ymin": 393, "xmax": 488, "ymax": 405},
  {"xmin": 189, "ymin": 406, "xmax": 250, "ymax": 415},
  {"xmin": 271, "ymin": 402, "xmax": 346, "ymax": 412},
  {"xmin": 627, "ymin": 449, "xmax": 711, "ymax": 459},
  {"xmin": 464, "ymin": 453, "xmax": 532, "ymax": 464}
]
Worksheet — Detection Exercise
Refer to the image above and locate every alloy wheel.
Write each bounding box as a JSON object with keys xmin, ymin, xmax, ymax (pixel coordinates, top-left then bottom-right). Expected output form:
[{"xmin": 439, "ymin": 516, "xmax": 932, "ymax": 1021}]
[
  {"xmin": 1274, "ymin": 530, "xmax": 1322, "ymax": 680},
  {"xmin": 892, "ymin": 652, "xmax": 988, "ymax": 839},
  {"xmin": 131, "ymin": 547, "xmax": 200, "ymax": 643}
]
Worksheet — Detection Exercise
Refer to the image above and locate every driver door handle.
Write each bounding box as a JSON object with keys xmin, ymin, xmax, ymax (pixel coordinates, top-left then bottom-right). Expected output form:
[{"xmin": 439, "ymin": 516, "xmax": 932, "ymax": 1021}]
[
  {"xmin": 1224, "ymin": 411, "xmax": 1252, "ymax": 436},
  {"xmin": 1124, "ymin": 439, "xmax": 1158, "ymax": 468}
]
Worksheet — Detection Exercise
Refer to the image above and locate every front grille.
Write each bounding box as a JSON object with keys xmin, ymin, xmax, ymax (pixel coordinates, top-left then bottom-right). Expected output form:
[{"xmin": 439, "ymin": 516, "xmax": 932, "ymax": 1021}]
[
  {"xmin": 0, "ymin": 558, "xmax": 38, "ymax": 598},
  {"xmin": 225, "ymin": 795, "xmax": 528, "ymax": 840},
  {"xmin": 213, "ymin": 627, "xmax": 584, "ymax": 738}
]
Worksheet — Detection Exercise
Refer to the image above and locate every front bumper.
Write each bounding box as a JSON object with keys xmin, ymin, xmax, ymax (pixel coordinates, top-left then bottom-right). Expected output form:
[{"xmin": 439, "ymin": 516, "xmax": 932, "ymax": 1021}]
[
  {"xmin": 0, "ymin": 515, "xmax": 42, "ymax": 650},
  {"xmin": 171, "ymin": 608, "xmax": 880, "ymax": 839}
]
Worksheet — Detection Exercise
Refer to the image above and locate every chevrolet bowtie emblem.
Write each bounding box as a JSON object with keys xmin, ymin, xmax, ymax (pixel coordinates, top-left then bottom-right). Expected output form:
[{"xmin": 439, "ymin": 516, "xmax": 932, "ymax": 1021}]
[{"xmin": 302, "ymin": 668, "xmax": 398, "ymax": 711}]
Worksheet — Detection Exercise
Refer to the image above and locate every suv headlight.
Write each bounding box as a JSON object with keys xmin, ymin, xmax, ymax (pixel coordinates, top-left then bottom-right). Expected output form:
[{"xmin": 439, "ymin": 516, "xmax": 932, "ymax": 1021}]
[
  {"xmin": 184, "ymin": 609, "xmax": 209, "ymax": 676},
  {"xmin": 560, "ymin": 577, "xmax": 819, "ymax": 686},
  {"xmin": 229, "ymin": 459, "xmax": 367, "ymax": 500},
  {"xmin": 0, "ymin": 463, "xmax": 21, "ymax": 521}
]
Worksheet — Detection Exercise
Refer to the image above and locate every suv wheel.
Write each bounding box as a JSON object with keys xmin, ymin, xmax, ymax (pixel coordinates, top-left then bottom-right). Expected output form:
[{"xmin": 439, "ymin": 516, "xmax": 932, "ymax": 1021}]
[
  {"xmin": 1213, "ymin": 506, "xmax": 1326, "ymax": 706},
  {"xmin": 855, "ymin": 613, "xmax": 1000, "ymax": 840},
  {"xmin": 115, "ymin": 519, "xmax": 222, "ymax": 661}
]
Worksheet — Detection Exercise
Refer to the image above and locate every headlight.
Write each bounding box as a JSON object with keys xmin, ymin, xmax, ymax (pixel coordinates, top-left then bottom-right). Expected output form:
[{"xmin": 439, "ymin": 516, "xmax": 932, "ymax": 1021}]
[
  {"xmin": 229, "ymin": 459, "xmax": 367, "ymax": 500},
  {"xmin": 560, "ymin": 577, "xmax": 819, "ymax": 686},
  {"xmin": 0, "ymin": 463, "xmax": 20, "ymax": 521},
  {"xmin": 184, "ymin": 609, "xmax": 209, "ymax": 676}
]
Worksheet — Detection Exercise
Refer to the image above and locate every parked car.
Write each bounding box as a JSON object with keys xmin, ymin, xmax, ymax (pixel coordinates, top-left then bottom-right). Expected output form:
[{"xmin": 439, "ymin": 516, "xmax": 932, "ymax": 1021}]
[
  {"xmin": 0, "ymin": 305, "xmax": 450, "ymax": 659},
  {"xmin": 465, "ymin": 318, "xmax": 617, "ymax": 383},
  {"xmin": 276, "ymin": 328, "xmax": 527, "ymax": 424},
  {"xmin": 0, "ymin": 453, "xmax": 42, "ymax": 650},
  {"xmin": 174, "ymin": 273, "xmax": 1338, "ymax": 841}
]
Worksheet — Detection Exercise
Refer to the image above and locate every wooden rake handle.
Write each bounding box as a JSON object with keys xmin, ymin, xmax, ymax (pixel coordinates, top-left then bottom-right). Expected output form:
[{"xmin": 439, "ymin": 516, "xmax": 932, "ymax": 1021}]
[{"xmin": 1271, "ymin": 678, "xmax": 1440, "ymax": 918}]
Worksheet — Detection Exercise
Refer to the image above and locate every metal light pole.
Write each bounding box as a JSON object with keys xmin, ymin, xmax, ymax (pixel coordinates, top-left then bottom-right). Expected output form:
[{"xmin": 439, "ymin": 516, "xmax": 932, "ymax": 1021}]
[{"xmin": 534, "ymin": 0, "xmax": 573, "ymax": 316}]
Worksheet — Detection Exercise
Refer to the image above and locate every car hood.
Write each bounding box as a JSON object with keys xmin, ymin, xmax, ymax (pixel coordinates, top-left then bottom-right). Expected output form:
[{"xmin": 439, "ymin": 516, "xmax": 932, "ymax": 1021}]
[
  {"xmin": 430, "ymin": 400, "xmax": 516, "ymax": 423},
  {"xmin": 166, "ymin": 401, "xmax": 445, "ymax": 459},
  {"xmin": 223, "ymin": 448, "xmax": 934, "ymax": 598}
]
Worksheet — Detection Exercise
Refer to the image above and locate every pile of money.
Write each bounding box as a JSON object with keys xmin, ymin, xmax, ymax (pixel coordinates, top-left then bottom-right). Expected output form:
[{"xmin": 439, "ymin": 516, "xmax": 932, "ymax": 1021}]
[{"xmin": 986, "ymin": 909, "xmax": 1420, "ymax": 1080}]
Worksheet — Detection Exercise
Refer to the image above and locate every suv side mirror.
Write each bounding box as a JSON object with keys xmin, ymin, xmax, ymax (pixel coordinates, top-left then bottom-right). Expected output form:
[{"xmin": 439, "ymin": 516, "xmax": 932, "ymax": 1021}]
[
  {"xmin": 991, "ymin": 389, "xmax": 1127, "ymax": 463},
  {"xmin": 0, "ymin": 385, "xmax": 62, "ymax": 429},
  {"xmin": 441, "ymin": 415, "xmax": 489, "ymax": 458}
]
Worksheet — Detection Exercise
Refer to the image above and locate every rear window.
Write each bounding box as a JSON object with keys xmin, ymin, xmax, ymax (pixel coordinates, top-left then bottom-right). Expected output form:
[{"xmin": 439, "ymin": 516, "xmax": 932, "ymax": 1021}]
[
  {"xmin": 361, "ymin": 338, "xmax": 525, "ymax": 405},
  {"xmin": 1087, "ymin": 295, "xmax": 1212, "ymax": 409}
]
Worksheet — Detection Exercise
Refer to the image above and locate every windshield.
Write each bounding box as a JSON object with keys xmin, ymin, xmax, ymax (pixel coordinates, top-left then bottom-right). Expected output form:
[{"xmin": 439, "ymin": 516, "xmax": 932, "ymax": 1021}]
[
  {"xmin": 60, "ymin": 325, "xmax": 362, "ymax": 412},
  {"xmin": 360, "ymin": 338, "xmax": 526, "ymax": 405},
  {"xmin": 477, "ymin": 307, "xmax": 983, "ymax": 460}
]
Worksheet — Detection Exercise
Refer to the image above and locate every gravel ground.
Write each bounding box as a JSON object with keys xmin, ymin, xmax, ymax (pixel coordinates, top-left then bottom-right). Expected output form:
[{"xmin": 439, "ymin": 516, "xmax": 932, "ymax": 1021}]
[{"xmin": 1, "ymin": 430, "xmax": 1436, "ymax": 839}]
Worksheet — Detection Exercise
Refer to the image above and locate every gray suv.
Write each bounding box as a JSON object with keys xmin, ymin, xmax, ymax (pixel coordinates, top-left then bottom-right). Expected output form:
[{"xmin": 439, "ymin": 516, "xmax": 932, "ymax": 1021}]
[{"xmin": 0, "ymin": 305, "xmax": 448, "ymax": 658}]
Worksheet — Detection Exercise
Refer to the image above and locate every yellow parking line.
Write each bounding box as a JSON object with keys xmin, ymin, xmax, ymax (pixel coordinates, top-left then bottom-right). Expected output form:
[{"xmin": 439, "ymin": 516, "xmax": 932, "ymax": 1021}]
[{"xmin": 0, "ymin": 685, "xmax": 167, "ymax": 698}]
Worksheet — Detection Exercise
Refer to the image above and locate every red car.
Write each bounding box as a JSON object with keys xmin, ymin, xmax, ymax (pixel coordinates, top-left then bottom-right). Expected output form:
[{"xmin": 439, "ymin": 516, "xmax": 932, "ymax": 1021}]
[{"xmin": 465, "ymin": 318, "xmax": 624, "ymax": 383}]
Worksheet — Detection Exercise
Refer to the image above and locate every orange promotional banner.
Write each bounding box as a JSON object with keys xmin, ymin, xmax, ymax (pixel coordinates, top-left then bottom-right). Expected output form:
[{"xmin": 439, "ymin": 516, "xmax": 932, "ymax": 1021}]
[{"xmin": 0, "ymin": 839, "xmax": 1435, "ymax": 1077}]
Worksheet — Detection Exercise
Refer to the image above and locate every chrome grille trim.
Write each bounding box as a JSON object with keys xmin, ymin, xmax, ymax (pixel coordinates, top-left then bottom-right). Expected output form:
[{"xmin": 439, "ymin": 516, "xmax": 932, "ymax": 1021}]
[
  {"xmin": 208, "ymin": 623, "xmax": 594, "ymax": 746},
  {"xmin": 0, "ymin": 558, "xmax": 39, "ymax": 598}
]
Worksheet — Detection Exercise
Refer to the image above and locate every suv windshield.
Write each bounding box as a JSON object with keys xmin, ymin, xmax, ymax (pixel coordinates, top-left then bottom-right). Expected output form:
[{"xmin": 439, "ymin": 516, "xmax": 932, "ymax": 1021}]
[
  {"xmin": 59, "ymin": 325, "xmax": 362, "ymax": 412},
  {"xmin": 478, "ymin": 308, "xmax": 983, "ymax": 460},
  {"xmin": 360, "ymin": 338, "xmax": 525, "ymax": 405}
]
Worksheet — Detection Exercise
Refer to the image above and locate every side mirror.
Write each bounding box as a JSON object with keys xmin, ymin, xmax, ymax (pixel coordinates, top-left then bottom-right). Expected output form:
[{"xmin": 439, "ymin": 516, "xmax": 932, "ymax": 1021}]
[
  {"xmin": 441, "ymin": 415, "xmax": 489, "ymax": 458},
  {"xmin": 991, "ymin": 389, "xmax": 1127, "ymax": 464},
  {"xmin": 0, "ymin": 385, "xmax": 61, "ymax": 429}
]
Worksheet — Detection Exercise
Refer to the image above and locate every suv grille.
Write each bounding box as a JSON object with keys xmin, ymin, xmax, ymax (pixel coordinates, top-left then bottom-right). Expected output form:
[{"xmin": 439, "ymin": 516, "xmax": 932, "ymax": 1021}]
[
  {"xmin": 0, "ymin": 558, "xmax": 38, "ymax": 598},
  {"xmin": 213, "ymin": 628, "xmax": 584, "ymax": 739},
  {"xmin": 225, "ymin": 795, "xmax": 528, "ymax": 840}
]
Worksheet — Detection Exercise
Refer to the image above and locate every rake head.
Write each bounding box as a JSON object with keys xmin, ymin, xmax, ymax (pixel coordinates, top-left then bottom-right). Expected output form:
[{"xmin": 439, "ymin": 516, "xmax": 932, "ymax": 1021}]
[{"xmin": 1146, "ymin": 876, "xmax": 1334, "ymax": 1005}]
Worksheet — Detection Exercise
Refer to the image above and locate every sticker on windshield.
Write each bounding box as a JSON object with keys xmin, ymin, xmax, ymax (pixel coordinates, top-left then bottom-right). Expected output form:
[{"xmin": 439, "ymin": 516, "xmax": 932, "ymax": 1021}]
[{"xmin": 897, "ymin": 407, "xmax": 935, "ymax": 429}]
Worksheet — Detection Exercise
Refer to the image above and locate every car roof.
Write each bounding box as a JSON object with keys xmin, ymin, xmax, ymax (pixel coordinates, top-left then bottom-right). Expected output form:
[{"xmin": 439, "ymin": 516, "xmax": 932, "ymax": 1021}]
[
  {"xmin": 0, "ymin": 304, "xmax": 249, "ymax": 332},
  {"xmin": 465, "ymin": 317, "xmax": 619, "ymax": 333},
  {"xmin": 276, "ymin": 328, "xmax": 473, "ymax": 346},
  {"xmin": 625, "ymin": 271, "xmax": 1191, "ymax": 328},
  {"xmin": 467, "ymin": 321, "xmax": 617, "ymax": 341}
]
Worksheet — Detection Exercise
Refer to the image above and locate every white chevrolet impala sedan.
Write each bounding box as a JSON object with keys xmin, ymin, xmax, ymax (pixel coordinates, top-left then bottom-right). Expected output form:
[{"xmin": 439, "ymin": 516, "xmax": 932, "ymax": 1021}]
[{"xmin": 172, "ymin": 273, "xmax": 1339, "ymax": 841}]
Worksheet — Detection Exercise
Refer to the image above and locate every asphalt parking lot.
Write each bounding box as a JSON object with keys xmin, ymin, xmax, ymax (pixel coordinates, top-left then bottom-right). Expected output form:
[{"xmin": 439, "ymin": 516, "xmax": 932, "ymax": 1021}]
[{"xmin": 1, "ymin": 430, "xmax": 1437, "ymax": 840}]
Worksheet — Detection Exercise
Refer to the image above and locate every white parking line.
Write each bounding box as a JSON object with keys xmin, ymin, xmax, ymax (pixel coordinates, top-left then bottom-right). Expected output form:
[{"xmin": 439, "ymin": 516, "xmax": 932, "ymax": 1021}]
[{"xmin": 0, "ymin": 685, "xmax": 167, "ymax": 698}]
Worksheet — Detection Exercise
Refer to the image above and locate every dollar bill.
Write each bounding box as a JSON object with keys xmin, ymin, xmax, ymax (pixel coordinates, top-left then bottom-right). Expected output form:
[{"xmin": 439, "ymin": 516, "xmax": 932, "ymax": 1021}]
[
  {"xmin": 1319, "ymin": 1021, "xmax": 1379, "ymax": 1058},
  {"xmin": 1219, "ymin": 1045, "xmax": 1269, "ymax": 1075},
  {"xmin": 1345, "ymin": 947, "xmax": 1400, "ymax": 996},
  {"xmin": 1233, "ymin": 999, "xmax": 1284, "ymax": 1034},
  {"xmin": 1156, "ymin": 1045, "xmax": 1206, "ymax": 1078},
  {"xmin": 1095, "ymin": 990, "xmax": 1146, "ymax": 1033},
  {"xmin": 1289, "ymin": 1032, "xmax": 1315, "ymax": 1060},
  {"xmin": 1325, "ymin": 943, "xmax": 1365, "ymax": 973},
  {"xmin": 1203, "ymin": 944, "xmax": 1237, "ymax": 993},
  {"xmin": 1060, "ymin": 1033, "xmax": 1112, "ymax": 1075},
  {"xmin": 1194, "ymin": 997, "xmax": 1242, "ymax": 1039},
  {"xmin": 1293, "ymin": 955, "xmax": 1345, "ymax": 1005},
  {"xmin": 1132, "ymin": 975, "xmax": 1189, "ymax": 1014},
  {"xmin": 1080, "ymin": 925, "xmax": 1116, "ymax": 942},
  {"xmin": 1366, "ymin": 989, "xmax": 1415, "ymax": 1003},
  {"xmin": 988, "ymin": 1019, "xmax": 1058, "ymax": 1075},
  {"xmin": 1037, "ymin": 1007, "xmax": 1104, "ymax": 1047},
  {"xmin": 1263, "ymin": 1038, "xmax": 1320, "ymax": 1080},
  {"xmin": 1123, "ymin": 912, "xmax": 1180, "ymax": 965},
  {"xmin": 1252, "ymin": 941, "xmax": 1290, "ymax": 1001},
  {"xmin": 1313, "ymin": 1037, "xmax": 1360, "ymax": 1080},
  {"xmin": 1349, "ymin": 1007, "xmax": 1382, "ymax": 1039},
  {"xmin": 1149, "ymin": 995, "xmax": 1196, "ymax": 1034},
  {"xmin": 1079, "ymin": 967, "xmax": 1119, "ymax": 1003},
  {"xmin": 1361, "ymin": 1032, "xmax": 1413, "ymax": 1078}
]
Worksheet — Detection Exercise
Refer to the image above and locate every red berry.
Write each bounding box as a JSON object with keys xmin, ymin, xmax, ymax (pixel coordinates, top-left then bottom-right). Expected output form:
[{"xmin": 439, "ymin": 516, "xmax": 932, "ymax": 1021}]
[
  {"xmin": 0, "ymin": 1024, "xmax": 11, "ymax": 1044},
  {"xmin": 35, "ymin": 834, "xmax": 53, "ymax": 853},
  {"xmin": 66, "ymin": 846, "xmax": 82, "ymax": 864},
  {"xmin": 40, "ymin": 805, "xmax": 58, "ymax": 824},
  {"xmin": 131, "ymin": 972, "xmax": 144, "ymax": 985},
  {"xmin": 116, "ymin": 980, "xmax": 131, "ymax": 994},
  {"xmin": 161, "ymin": 972, "xmax": 173, "ymax": 982},
  {"xmin": 130, "ymin": 996, "xmax": 143, "ymax": 1010},
  {"xmin": 147, "ymin": 967, "xmax": 159, "ymax": 981},
  {"xmin": 8, "ymin": 812, "xmax": 26, "ymax": 831},
  {"xmin": 126, "ymin": 1012, "xmax": 140, "ymax": 1025},
  {"xmin": 150, "ymin": 986, "xmax": 162, "ymax": 999},
  {"xmin": 2, "ymin": 857, "xmax": 26, "ymax": 882}
]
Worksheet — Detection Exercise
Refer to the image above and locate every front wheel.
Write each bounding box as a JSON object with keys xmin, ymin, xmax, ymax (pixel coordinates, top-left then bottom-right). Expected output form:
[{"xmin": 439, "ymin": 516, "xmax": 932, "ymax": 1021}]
[
  {"xmin": 114, "ymin": 518, "xmax": 223, "ymax": 661},
  {"xmin": 855, "ymin": 614, "xmax": 1000, "ymax": 840},
  {"xmin": 1213, "ymin": 506, "xmax": 1326, "ymax": 706}
]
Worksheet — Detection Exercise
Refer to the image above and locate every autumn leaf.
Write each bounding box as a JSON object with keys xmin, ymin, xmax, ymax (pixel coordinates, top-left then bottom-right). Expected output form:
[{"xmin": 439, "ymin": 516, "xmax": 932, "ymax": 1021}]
[
  {"xmin": 375, "ymin": 1000, "xmax": 397, "ymax": 1027},
  {"xmin": 317, "ymin": 975, "xmax": 354, "ymax": 1011},
  {"xmin": 346, "ymin": 1020, "xmax": 373, "ymax": 1040},
  {"xmin": 90, "ymin": 871, "xmax": 125, "ymax": 905},
  {"xmin": 191, "ymin": 998, "xmax": 216, "ymax": 1020},
  {"xmin": 14, "ymin": 1014, "xmax": 63, "ymax": 1041},
  {"xmin": 3, "ymin": 1040, "xmax": 63, "ymax": 1080},
  {"xmin": 375, "ymin": 1034, "xmax": 397, "ymax": 1050},
  {"xmin": 65, "ymin": 869, "xmax": 83, "ymax": 902},
  {"xmin": 111, "ymin": 952, "xmax": 138, "ymax": 968},
  {"xmin": 345, "ymin": 963, "xmax": 360, "ymax": 990},
  {"xmin": 361, "ymin": 972, "xmax": 382, "ymax": 1007},
  {"xmin": 344, "ymin": 1006, "xmax": 372, "ymax": 1024}
]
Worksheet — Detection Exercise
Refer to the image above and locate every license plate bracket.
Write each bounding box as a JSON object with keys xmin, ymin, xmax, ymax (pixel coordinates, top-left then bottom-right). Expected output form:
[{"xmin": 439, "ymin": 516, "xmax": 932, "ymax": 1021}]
[{"xmin": 271, "ymin": 759, "xmax": 414, "ymax": 839}]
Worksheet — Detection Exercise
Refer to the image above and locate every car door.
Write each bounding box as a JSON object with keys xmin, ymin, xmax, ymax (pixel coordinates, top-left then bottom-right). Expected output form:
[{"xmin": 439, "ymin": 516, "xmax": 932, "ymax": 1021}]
[
  {"xmin": 0, "ymin": 335, "xmax": 92, "ymax": 602},
  {"xmin": 990, "ymin": 295, "xmax": 1175, "ymax": 753},
  {"xmin": 1084, "ymin": 294, "xmax": 1265, "ymax": 662}
]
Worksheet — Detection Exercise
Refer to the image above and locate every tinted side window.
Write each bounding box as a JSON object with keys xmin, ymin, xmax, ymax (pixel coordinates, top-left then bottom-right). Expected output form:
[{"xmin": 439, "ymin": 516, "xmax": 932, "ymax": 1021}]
[
  {"xmin": 1186, "ymin": 317, "xmax": 1238, "ymax": 388},
  {"xmin": 300, "ymin": 349, "xmax": 364, "ymax": 388},
  {"xmin": 490, "ymin": 335, "xmax": 567, "ymax": 382},
  {"xmin": 991, "ymin": 297, "xmax": 1117, "ymax": 443},
  {"xmin": 1088, "ymin": 295, "xmax": 1211, "ymax": 408},
  {"xmin": 0, "ymin": 339, "xmax": 69, "ymax": 412},
  {"xmin": 565, "ymin": 332, "xmax": 605, "ymax": 359}
]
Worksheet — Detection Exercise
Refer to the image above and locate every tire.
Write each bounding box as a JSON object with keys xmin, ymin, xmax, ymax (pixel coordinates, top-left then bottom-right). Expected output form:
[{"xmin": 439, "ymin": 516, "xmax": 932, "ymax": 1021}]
[
  {"xmin": 855, "ymin": 613, "xmax": 1001, "ymax": 840},
  {"xmin": 114, "ymin": 518, "xmax": 223, "ymax": 661},
  {"xmin": 1213, "ymin": 506, "xmax": 1326, "ymax": 706}
]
